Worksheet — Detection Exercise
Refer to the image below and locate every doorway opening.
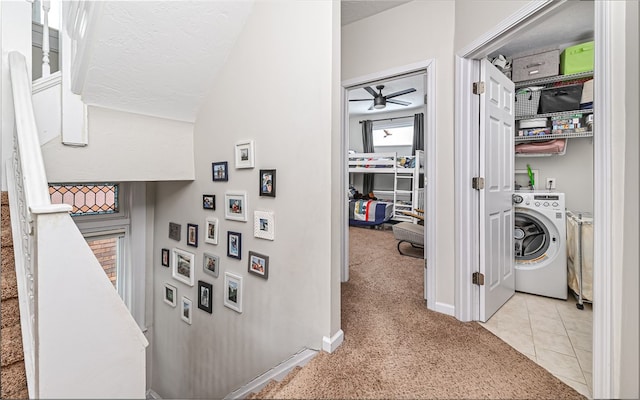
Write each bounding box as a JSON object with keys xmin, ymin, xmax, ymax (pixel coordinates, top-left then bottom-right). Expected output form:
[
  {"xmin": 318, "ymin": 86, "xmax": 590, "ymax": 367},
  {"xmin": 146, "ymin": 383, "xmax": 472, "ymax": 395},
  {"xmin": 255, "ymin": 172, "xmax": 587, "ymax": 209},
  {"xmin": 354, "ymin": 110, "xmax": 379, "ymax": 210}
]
[{"xmin": 341, "ymin": 60, "xmax": 436, "ymax": 310}]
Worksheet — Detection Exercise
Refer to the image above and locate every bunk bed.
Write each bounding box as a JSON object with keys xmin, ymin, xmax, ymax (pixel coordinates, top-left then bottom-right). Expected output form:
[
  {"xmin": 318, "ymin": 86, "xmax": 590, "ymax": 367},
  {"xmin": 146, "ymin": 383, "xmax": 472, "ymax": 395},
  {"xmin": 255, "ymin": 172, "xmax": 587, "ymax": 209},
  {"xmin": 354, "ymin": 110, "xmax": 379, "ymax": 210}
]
[{"xmin": 348, "ymin": 150, "xmax": 424, "ymax": 225}]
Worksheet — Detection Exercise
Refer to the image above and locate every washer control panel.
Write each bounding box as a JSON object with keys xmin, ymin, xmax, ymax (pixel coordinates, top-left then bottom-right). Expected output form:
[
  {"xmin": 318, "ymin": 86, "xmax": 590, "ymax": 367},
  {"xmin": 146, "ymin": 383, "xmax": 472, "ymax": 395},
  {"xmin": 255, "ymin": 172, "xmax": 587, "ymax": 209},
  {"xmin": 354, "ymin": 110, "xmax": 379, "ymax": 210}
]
[{"xmin": 514, "ymin": 192, "xmax": 564, "ymax": 211}]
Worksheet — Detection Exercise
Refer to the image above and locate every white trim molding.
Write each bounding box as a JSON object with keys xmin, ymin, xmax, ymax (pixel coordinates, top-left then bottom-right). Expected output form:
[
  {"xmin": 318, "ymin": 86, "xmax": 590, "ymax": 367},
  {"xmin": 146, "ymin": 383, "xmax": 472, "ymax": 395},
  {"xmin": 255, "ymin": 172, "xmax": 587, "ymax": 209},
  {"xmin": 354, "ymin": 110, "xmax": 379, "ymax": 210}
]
[
  {"xmin": 433, "ymin": 302, "xmax": 455, "ymax": 317},
  {"xmin": 322, "ymin": 329, "xmax": 344, "ymax": 353},
  {"xmin": 224, "ymin": 348, "xmax": 318, "ymax": 400},
  {"xmin": 592, "ymin": 2, "xmax": 613, "ymax": 398}
]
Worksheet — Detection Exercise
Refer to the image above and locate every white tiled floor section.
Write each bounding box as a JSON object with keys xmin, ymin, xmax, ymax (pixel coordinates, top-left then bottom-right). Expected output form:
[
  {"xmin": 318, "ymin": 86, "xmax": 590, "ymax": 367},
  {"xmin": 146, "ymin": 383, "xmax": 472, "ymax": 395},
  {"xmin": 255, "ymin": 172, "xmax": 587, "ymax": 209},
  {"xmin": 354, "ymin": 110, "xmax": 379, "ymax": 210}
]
[{"xmin": 479, "ymin": 292, "xmax": 593, "ymax": 399}]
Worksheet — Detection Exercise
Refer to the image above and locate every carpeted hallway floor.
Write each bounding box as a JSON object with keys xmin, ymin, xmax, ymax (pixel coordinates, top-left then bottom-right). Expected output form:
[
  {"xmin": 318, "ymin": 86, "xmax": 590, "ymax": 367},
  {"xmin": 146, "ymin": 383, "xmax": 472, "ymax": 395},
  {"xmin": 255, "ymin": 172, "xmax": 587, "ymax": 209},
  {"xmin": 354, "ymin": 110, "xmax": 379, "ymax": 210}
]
[{"xmin": 252, "ymin": 226, "xmax": 584, "ymax": 399}]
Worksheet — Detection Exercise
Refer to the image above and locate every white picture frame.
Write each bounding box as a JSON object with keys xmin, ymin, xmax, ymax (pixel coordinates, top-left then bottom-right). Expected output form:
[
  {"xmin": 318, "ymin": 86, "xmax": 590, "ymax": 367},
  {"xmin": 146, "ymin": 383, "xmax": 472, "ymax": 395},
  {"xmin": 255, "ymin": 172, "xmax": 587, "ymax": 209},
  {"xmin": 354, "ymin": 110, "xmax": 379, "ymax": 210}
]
[
  {"xmin": 234, "ymin": 140, "xmax": 255, "ymax": 169},
  {"xmin": 223, "ymin": 272, "xmax": 243, "ymax": 313},
  {"xmin": 181, "ymin": 296, "xmax": 192, "ymax": 324},
  {"xmin": 164, "ymin": 283, "xmax": 177, "ymax": 307},
  {"xmin": 205, "ymin": 217, "xmax": 219, "ymax": 245},
  {"xmin": 225, "ymin": 191, "xmax": 248, "ymax": 222},
  {"xmin": 172, "ymin": 248, "xmax": 195, "ymax": 287},
  {"xmin": 203, "ymin": 252, "xmax": 220, "ymax": 278},
  {"xmin": 254, "ymin": 210, "xmax": 275, "ymax": 241}
]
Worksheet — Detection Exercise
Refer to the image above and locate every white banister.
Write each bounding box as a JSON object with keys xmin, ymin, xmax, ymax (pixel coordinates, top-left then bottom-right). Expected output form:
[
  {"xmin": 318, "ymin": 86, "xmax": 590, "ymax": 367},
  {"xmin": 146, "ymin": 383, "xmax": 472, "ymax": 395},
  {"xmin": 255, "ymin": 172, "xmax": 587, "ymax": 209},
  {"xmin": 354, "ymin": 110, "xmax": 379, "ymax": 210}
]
[
  {"xmin": 41, "ymin": 1, "xmax": 51, "ymax": 77},
  {"xmin": 7, "ymin": 50, "xmax": 147, "ymax": 399}
]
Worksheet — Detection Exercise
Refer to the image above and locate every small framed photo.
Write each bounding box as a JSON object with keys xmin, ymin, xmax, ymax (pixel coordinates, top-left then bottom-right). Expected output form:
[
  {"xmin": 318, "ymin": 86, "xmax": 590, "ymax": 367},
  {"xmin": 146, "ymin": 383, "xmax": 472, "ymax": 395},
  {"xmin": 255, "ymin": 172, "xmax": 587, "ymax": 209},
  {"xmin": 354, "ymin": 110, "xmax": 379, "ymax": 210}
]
[
  {"xmin": 225, "ymin": 191, "xmax": 247, "ymax": 222},
  {"xmin": 181, "ymin": 297, "xmax": 192, "ymax": 324},
  {"xmin": 223, "ymin": 272, "xmax": 243, "ymax": 313},
  {"xmin": 203, "ymin": 252, "xmax": 220, "ymax": 278},
  {"xmin": 212, "ymin": 161, "xmax": 229, "ymax": 182},
  {"xmin": 161, "ymin": 248, "xmax": 170, "ymax": 267},
  {"xmin": 198, "ymin": 280, "xmax": 213, "ymax": 314},
  {"xmin": 187, "ymin": 223, "xmax": 198, "ymax": 247},
  {"xmin": 203, "ymin": 194, "xmax": 215, "ymax": 210},
  {"xmin": 205, "ymin": 217, "xmax": 219, "ymax": 245},
  {"xmin": 227, "ymin": 231, "xmax": 242, "ymax": 259},
  {"xmin": 172, "ymin": 248, "xmax": 195, "ymax": 286},
  {"xmin": 164, "ymin": 283, "xmax": 177, "ymax": 307},
  {"xmin": 234, "ymin": 140, "xmax": 255, "ymax": 169},
  {"xmin": 254, "ymin": 210, "xmax": 275, "ymax": 241},
  {"xmin": 169, "ymin": 222, "xmax": 181, "ymax": 241},
  {"xmin": 248, "ymin": 251, "xmax": 269, "ymax": 280},
  {"xmin": 259, "ymin": 169, "xmax": 276, "ymax": 197}
]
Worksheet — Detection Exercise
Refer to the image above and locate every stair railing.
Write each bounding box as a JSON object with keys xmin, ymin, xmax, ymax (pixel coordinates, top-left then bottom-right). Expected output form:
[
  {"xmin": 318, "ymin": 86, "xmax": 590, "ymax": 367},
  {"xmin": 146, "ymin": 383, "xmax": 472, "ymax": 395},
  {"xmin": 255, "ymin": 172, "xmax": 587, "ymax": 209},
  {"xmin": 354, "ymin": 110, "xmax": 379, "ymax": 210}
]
[{"xmin": 6, "ymin": 51, "xmax": 148, "ymax": 399}]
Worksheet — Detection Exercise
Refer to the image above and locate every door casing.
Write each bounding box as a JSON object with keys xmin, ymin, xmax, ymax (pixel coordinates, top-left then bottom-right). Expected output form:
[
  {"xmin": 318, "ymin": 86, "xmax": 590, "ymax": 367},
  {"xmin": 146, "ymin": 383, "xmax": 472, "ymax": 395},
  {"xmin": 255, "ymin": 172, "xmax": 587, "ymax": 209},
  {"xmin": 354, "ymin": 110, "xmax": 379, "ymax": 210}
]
[
  {"xmin": 341, "ymin": 59, "xmax": 437, "ymax": 309},
  {"xmin": 453, "ymin": 1, "xmax": 613, "ymax": 398}
]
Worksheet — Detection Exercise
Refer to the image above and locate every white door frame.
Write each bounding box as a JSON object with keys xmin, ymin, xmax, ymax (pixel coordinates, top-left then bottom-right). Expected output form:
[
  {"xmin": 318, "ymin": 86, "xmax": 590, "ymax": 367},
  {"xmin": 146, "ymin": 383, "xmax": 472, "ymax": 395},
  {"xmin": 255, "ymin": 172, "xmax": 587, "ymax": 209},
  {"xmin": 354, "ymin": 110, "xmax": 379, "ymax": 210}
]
[
  {"xmin": 341, "ymin": 60, "xmax": 437, "ymax": 308},
  {"xmin": 453, "ymin": 1, "xmax": 613, "ymax": 398}
]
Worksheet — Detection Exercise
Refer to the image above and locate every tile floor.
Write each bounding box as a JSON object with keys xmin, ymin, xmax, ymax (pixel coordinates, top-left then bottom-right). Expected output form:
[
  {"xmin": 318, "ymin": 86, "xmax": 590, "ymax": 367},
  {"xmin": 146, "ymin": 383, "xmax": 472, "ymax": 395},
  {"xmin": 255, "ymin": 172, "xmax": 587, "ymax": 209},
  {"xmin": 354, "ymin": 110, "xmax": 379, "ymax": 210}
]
[{"xmin": 479, "ymin": 292, "xmax": 593, "ymax": 399}]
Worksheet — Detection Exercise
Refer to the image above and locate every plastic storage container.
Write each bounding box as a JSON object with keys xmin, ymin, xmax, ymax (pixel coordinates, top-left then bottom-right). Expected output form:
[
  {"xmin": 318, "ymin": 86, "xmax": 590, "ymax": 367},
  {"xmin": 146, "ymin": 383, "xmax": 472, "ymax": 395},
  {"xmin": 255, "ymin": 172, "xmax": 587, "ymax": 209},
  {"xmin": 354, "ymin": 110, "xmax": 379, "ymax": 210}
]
[{"xmin": 560, "ymin": 41, "xmax": 594, "ymax": 75}]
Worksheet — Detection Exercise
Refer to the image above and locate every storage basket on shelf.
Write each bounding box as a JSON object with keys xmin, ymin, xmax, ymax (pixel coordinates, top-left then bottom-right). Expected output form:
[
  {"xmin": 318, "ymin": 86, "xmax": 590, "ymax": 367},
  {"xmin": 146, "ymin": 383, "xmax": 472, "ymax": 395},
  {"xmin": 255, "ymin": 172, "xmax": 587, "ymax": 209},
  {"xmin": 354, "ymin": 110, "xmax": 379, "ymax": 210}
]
[
  {"xmin": 515, "ymin": 87, "xmax": 542, "ymax": 117},
  {"xmin": 561, "ymin": 41, "xmax": 594, "ymax": 75},
  {"xmin": 539, "ymin": 83, "xmax": 584, "ymax": 114}
]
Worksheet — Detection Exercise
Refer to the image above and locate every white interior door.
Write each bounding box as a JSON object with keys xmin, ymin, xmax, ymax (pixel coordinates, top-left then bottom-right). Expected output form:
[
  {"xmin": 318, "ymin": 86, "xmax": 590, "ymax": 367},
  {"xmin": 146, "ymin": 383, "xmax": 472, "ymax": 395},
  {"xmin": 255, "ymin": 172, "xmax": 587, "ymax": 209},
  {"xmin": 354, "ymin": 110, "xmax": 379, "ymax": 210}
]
[{"xmin": 479, "ymin": 58, "xmax": 515, "ymax": 322}]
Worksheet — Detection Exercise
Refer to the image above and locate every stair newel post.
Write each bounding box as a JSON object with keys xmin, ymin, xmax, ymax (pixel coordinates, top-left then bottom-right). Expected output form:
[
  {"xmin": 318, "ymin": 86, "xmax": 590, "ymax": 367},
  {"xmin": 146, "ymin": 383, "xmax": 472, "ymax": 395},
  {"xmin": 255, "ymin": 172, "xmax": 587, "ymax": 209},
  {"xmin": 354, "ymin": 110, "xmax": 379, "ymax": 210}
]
[{"xmin": 41, "ymin": 0, "xmax": 51, "ymax": 77}]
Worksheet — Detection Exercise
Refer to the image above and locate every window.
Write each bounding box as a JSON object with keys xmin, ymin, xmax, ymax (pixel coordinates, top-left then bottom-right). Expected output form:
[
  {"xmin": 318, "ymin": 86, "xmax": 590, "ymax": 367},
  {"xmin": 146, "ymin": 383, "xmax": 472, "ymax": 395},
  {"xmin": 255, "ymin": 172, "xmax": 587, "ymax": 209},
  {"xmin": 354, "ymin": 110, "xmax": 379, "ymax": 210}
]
[
  {"xmin": 49, "ymin": 183, "xmax": 130, "ymax": 302},
  {"xmin": 372, "ymin": 122, "xmax": 414, "ymax": 154}
]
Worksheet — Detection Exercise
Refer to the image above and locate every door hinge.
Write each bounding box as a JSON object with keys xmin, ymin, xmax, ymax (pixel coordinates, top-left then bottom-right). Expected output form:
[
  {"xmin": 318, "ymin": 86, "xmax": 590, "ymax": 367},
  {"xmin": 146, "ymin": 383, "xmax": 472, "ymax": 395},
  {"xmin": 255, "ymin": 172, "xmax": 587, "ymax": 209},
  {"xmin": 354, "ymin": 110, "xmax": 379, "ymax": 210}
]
[
  {"xmin": 472, "ymin": 177, "xmax": 485, "ymax": 190},
  {"xmin": 472, "ymin": 272, "xmax": 485, "ymax": 286},
  {"xmin": 473, "ymin": 81, "xmax": 485, "ymax": 95},
  {"xmin": 423, "ymin": 94, "xmax": 428, "ymax": 105}
]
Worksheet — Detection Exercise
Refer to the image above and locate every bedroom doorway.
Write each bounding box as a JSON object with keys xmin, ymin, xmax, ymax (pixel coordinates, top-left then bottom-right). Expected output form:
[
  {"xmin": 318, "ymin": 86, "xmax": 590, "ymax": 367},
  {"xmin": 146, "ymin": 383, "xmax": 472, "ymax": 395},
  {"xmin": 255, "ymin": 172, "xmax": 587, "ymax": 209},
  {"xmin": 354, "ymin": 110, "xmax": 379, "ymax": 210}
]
[{"xmin": 341, "ymin": 60, "xmax": 436, "ymax": 307}]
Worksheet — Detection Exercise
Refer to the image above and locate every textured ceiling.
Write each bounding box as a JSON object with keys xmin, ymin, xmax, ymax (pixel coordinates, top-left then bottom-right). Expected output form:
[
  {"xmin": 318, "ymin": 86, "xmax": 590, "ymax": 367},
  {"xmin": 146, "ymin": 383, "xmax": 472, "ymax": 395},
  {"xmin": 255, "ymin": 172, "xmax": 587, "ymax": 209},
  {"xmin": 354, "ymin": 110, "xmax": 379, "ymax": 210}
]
[
  {"xmin": 341, "ymin": 0, "xmax": 411, "ymax": 26},
  {"xmin": 80, "ymin": 1, "xmax": 254, "ymax": 122}
]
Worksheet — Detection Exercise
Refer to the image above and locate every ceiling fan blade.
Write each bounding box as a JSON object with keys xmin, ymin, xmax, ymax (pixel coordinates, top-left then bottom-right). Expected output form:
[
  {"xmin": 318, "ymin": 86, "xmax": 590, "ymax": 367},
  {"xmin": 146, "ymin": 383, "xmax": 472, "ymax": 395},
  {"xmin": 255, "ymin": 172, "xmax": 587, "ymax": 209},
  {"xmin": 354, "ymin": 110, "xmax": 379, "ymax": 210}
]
[
  {"xmin": 349, "ymin": 99, "xmax": 374, "ymax": 102},
  {"xmin": 387, "ymin": 99, "xmax": 411, "ymax": 106},
  {"xmin": 385, "ymin": 88, "xmax": 417, "ymax": 99},
  {"xmin": 363, "ymin": 86, "xmax": 378, "ymax": 97}
]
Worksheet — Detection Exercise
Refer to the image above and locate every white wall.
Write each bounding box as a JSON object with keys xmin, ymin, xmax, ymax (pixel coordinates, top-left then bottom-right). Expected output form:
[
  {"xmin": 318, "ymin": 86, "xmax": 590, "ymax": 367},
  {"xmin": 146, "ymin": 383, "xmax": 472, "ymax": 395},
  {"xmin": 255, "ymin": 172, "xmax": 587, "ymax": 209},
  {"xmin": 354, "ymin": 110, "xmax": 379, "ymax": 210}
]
[
  {"xmin": 343, "ymin": 0, "xmax": 456, "ymax": 306},
  {"xmin": 150, "ymin": 1, "xmax": 338, "ymax": 398},
  {"xmin": 41, "ymin": 106, "xmax": 195, "ymax": 182},
  {"xmin": 515, "ymin": 138, "xmax": 593, "ymax": 212}
]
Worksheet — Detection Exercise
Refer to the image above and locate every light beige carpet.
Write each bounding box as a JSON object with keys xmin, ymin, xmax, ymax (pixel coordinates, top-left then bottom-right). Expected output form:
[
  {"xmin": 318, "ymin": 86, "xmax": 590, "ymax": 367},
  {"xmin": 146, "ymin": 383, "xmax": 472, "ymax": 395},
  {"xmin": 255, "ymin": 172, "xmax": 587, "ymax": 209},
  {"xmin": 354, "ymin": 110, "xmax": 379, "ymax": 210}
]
[{"xmin": 251, "ymin": 226, "xmax": 584, "ymax": 399}]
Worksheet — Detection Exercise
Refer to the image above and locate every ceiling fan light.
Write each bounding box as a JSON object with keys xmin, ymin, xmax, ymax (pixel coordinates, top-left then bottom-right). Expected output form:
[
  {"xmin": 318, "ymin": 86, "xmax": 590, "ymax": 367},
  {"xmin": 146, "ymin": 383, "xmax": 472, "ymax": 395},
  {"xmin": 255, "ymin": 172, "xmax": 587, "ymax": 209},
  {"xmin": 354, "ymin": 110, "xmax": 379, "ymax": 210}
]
[{"xmin": 373, "ymin": 96, "xmax": 386, "ymax": 109}]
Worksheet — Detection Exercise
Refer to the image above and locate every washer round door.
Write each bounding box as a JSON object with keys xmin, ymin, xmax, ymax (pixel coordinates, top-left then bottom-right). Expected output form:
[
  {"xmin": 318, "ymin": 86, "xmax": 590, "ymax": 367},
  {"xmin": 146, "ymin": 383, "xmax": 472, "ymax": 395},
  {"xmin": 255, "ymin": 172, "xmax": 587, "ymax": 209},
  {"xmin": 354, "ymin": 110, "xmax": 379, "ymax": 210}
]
[{"xmin": 514, "ymin": 209, "xmax": 560, "ymax": 266}]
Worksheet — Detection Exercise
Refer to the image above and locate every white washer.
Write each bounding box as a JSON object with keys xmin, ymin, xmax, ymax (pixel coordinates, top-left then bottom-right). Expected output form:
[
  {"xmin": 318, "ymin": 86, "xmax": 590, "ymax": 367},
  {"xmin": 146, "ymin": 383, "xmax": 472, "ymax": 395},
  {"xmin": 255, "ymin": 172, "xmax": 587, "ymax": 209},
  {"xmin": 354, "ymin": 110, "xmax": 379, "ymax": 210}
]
[{"xmin": 513, "ymin": 191, "xmax": 567, "ymax": 299}]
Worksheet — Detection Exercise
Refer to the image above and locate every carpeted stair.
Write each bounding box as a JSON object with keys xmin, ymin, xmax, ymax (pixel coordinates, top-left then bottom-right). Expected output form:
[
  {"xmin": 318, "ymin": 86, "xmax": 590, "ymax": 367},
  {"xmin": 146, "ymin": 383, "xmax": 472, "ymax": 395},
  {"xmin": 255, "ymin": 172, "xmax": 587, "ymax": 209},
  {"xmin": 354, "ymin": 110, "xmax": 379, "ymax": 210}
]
[{"xmin": 1, "ymin": 191, "xmax": 29, "ymax": 399}]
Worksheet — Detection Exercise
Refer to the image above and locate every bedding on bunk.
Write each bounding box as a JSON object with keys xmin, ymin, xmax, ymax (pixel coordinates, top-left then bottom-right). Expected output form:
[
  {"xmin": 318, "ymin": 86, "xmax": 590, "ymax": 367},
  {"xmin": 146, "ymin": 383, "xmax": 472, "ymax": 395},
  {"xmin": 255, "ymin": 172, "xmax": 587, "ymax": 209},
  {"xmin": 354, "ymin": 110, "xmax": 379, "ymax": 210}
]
[
  {"xmin": 349, "ymin": 155, "xmax": 418, "ymax": 169},
  {"xmin": 348, "ymin": 199, "xmax": 393, "ymax": 226}
]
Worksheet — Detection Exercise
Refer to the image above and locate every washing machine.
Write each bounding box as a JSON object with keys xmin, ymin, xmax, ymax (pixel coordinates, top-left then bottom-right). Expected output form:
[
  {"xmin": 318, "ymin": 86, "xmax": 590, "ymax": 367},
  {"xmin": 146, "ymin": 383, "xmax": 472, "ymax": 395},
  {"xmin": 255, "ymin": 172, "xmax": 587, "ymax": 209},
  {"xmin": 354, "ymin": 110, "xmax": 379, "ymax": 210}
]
[{"xmin": 513, "ymin": 191, "xmax": 567, "ymax": 299}]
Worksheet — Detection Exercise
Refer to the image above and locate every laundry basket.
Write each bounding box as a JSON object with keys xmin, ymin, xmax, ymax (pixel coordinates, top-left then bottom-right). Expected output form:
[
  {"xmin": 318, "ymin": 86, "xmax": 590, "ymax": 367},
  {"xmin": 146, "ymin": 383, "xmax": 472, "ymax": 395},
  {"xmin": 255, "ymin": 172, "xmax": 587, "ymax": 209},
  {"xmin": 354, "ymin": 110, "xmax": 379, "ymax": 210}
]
[
  {"xmin": 566, "ymin": 211, "xmax": 593, "ymax": 308},
  {"xmin": 515, "ymin": 87, "xmax": 542, "ymax": 117}
]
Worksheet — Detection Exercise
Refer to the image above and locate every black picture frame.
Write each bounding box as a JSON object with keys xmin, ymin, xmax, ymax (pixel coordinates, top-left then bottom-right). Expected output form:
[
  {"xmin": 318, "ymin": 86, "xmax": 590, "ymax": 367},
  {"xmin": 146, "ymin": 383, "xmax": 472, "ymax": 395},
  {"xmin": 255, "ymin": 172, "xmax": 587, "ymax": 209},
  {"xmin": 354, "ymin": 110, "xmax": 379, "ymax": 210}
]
[
  {"xmin": 248, "ymin": 251, "xmax": 269, "ymax": 279},
  {"xmin": 161, "ymin": 248, "xmax": 170, "ymax": 267},
  {"xmin": 212, "ymin": 161, "xmax": 229, "ymax": 182},
  {"xmin": 187, "ymin": 223, "xmax": 198, "ymax": 247},
  {"xmin": 227, "ymin": 231, "xmax": 242, "ymax": 259},
  {"xmin": 203, "ymin": 194, "xmax": 215, "ymax": 210},
  {"xmin": 259, "ymin": 169, "xmax": 276, "ymax": 197},
  {"xmin": 169, "ymin": 222, "xmax": 181, "ymax": 241},
  {"xmin": 197, "ymin": 280, "xmax": 213, "ymax": 314}
]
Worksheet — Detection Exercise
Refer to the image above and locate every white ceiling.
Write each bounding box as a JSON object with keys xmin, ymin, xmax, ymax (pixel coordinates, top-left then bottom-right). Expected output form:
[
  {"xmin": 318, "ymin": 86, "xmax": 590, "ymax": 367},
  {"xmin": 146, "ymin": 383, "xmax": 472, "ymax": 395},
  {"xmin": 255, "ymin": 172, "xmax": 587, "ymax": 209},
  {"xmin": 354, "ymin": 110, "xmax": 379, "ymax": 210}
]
[
  {"xmin": 79, "ymin": 1, "xmax": 254, "ymax": 122},
  {"xmin": 341, "ymin": 0, "xmax": 411, "ymax": 26}
]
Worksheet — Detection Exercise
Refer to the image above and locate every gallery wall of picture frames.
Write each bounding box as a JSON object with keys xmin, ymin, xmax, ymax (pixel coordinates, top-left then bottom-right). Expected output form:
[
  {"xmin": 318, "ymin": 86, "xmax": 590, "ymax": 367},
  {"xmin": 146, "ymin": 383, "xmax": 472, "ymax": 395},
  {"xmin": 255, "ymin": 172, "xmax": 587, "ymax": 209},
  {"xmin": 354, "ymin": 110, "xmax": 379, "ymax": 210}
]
[{"xmin": 162, "ymin": 139, "xmax": 279, "ymax": 325}]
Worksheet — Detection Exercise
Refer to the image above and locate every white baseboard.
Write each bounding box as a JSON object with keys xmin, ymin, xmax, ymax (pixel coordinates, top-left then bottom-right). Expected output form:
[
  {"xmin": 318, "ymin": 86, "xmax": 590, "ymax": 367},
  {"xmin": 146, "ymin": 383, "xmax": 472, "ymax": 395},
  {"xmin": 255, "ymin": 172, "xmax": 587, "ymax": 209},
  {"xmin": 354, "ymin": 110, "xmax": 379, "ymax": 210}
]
[
  {"xmin": 433, "ymin": 302, "xmax": 455, "ymax": 317},
  {"xmin": 146, "ymin": 389, "xmax": 161, "ymax": 399},
  {"xmin": 224, "ymin": 348, "xmax": 318, "ymax": 400},
  {"xmin": 322, "ymin": 329, "xmax": 344, "ymax": 353}
]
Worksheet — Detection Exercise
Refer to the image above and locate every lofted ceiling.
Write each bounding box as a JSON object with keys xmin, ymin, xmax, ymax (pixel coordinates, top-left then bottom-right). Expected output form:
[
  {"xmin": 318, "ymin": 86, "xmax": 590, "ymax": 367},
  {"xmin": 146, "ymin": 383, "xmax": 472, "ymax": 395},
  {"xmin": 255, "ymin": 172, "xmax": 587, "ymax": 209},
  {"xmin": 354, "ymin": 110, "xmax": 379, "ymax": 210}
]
[{"xmin": 78, "ymin": 1, "xmax": 254, "ymax": 123}]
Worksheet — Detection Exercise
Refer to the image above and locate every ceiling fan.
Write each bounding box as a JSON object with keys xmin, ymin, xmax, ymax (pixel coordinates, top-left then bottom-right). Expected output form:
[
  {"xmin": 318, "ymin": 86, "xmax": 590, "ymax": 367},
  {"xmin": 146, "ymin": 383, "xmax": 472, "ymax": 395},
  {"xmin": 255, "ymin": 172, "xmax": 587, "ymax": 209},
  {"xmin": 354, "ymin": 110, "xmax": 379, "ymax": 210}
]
[{"xmin": 350, "ymin": 84, "xmax": 417, "ymax": 110}]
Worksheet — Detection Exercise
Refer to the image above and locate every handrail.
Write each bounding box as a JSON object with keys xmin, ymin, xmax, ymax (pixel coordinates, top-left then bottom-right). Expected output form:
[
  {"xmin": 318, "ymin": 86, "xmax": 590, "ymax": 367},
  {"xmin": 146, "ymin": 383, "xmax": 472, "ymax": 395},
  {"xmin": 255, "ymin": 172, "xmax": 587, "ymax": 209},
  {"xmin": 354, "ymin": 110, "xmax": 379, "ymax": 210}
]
[{"xmin": 7, "ymin": 50, "xmax": 147, "ymax": 398}]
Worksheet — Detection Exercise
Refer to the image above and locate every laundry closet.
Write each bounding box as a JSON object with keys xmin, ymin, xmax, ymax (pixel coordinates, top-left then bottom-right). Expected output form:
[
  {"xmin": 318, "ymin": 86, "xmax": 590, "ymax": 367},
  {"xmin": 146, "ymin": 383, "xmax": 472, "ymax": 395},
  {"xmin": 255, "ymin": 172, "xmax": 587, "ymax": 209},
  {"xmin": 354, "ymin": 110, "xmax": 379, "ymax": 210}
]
[{"xmin": 487, "ymin": 1, "xmax": 595, "ymax": 306}]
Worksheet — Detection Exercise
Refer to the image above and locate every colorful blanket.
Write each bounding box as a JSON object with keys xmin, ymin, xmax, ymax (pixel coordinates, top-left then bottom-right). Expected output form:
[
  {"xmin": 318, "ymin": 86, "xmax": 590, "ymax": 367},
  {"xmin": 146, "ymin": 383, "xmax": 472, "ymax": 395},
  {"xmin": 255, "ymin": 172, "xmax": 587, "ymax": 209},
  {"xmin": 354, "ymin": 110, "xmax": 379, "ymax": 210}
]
[{"xmin": 349, "ymin": 200, "xmax": 393, "ymax": 226}]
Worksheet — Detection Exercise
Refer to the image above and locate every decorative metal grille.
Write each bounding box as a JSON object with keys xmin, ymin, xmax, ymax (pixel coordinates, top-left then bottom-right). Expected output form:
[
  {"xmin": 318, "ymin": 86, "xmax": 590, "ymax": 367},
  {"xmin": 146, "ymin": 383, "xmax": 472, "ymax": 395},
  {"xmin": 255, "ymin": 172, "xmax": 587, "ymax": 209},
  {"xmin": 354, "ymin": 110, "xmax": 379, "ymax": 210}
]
[{"xmin": 49, "ymin": 183, "xmax": 119, "ymax": 216}]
